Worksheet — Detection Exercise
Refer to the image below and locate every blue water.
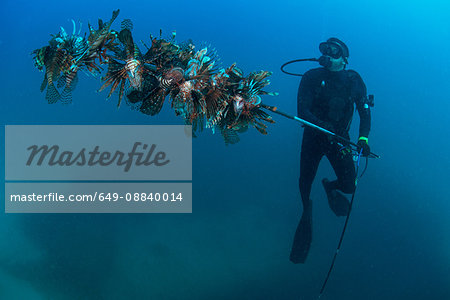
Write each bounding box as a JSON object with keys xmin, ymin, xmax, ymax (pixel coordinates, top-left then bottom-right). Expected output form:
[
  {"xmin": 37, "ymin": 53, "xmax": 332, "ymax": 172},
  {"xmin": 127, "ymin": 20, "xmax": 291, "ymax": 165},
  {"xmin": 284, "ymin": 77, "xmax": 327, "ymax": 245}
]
[{"xmin": 1, "ymin": 0, "xmax": 450, "ymax": 298}]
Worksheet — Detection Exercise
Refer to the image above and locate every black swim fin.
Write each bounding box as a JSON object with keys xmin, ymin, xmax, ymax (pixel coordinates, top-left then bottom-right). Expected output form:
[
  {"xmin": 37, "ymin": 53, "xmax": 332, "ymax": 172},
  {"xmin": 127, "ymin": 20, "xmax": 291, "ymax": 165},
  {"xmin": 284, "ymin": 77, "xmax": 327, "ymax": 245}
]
[
  {"xmin": 290, "ymin": 211, "xmax": 312, "ymax": 264},
  {"xmin": 322, "ymin": 178, "xmax": 350, "ymax": 217}
]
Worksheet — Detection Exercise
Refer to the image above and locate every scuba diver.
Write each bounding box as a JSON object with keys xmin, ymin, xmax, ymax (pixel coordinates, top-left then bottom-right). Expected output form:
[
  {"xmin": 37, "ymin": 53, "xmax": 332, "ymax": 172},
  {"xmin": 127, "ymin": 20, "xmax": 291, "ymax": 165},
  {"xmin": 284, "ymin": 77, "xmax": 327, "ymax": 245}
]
[{"xmin": 290, "ymin": 38, "xmax": 372, "ymax": 264}]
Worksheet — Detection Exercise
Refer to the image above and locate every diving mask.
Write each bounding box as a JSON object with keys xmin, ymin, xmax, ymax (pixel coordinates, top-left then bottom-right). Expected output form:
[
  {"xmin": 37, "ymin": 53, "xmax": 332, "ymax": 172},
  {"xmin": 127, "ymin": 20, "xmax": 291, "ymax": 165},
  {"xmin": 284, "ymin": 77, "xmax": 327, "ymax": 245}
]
[{"xmin": 319, "ymin": 42, "xmax": 343, "ymax": 59}]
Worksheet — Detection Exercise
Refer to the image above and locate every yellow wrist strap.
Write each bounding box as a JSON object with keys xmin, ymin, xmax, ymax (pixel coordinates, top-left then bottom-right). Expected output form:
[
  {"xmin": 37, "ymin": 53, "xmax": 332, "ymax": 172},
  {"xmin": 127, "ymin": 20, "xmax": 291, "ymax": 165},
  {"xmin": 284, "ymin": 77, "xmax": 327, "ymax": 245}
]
[{"xmin": 358, "ymin": 136, "xmax": 369, "ymax": 144}]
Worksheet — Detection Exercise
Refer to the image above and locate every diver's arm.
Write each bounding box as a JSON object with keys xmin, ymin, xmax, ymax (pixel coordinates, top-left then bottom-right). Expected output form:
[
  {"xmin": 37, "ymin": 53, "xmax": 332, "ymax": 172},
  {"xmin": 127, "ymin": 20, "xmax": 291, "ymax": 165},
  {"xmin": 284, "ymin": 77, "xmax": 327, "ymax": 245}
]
[
  {"xmin": 352, "ymin": 72, "xmax": 371, "ymax": 139},
  {"xmin": 297, "ymin": 72, "xmax": 328, "ymax": 129},
  {"xmin": 356, "ymin": 101, "xmax": 371, "ymax": 138}
]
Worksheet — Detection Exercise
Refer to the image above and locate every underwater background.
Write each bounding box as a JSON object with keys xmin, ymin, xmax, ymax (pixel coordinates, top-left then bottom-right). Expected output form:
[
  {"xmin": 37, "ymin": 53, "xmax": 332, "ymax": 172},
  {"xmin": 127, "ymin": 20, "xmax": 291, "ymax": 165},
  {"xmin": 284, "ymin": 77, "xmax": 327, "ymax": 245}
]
[{"xmin": 1, "ymin": 0, "xmax": 449, "ymax": 299}]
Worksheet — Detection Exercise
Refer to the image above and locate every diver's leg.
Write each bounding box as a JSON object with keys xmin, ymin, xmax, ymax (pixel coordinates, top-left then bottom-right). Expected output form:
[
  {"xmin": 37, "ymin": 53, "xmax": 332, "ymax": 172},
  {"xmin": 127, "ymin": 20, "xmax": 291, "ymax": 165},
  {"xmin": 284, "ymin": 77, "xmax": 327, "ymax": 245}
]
[
  {"xmin": 324, "ymin": 144, "xmax": 356, "ymax": 216},
  {"xmin": 290, "ymin": 130, "xmax": 324, "ymax": 264}
]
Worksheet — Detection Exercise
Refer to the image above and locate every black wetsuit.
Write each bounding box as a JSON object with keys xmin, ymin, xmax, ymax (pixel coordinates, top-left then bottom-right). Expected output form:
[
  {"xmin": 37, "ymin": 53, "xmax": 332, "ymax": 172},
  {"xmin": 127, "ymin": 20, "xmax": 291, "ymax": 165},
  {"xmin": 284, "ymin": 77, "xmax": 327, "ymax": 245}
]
[{"xmin": 290, "ymin": 67, "xmax": 371, "ymax": 263}]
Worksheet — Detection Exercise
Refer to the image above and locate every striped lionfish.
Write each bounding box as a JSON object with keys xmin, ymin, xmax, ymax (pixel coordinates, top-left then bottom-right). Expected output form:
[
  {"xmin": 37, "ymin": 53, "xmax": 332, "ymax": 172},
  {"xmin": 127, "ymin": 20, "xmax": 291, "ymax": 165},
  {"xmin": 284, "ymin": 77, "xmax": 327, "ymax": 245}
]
[{"xmin": 32, "ymin": 10, "xmax": 120, "ymax": 104}]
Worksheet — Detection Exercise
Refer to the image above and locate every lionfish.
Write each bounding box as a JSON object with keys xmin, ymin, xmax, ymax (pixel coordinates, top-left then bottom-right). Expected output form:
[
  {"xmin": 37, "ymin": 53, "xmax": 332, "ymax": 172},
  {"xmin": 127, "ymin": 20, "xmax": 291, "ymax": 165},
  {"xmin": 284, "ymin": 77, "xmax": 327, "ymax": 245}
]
[
  {"xmin": 204, "ymin": 68, "xmax": 230, "ymax": 129},
  {"xmin": 136, "ymin": 66, "xmax": 183, "ymax": 116},
  {"xmin": 98, "ymin": 19, "xmax": 149, "ymax": 107},
  {"xmin": 169, "ymin": 47, "xmax": 218, "ymax": 133},
  {"xmin": 32, "ymin": 21, "xmax": 88, "ymax": 104},
  {"xmin": 86, "ymin": 9, "xmax": 120, "ymax": 64},
  {"xmin": 32, "ymin": 10, "xmax": 120, "ymax": 104},
  {"xmin": 126, "ymin": 31, "xmax": 190, "ymax": 116},
  {"xmin": 216, "ymin": 68, "xmax": 277, "ymax": 144}
]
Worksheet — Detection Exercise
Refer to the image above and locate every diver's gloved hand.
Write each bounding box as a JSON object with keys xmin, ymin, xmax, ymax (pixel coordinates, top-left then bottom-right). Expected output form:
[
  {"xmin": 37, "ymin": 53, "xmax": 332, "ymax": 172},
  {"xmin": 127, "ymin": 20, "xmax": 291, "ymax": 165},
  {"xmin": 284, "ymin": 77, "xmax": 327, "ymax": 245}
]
[{"xmin": 357, "ymin": 137, "xmax": 370, "ymax": 156}]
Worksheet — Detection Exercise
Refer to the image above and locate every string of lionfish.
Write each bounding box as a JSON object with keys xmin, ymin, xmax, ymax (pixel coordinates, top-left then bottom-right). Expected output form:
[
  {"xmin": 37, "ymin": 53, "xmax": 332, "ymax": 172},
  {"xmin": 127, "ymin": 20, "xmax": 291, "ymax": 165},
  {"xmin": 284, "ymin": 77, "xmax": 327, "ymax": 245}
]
[{"xmin": 32, "ymin": 9, "xmax": 279, "ymax": 144}]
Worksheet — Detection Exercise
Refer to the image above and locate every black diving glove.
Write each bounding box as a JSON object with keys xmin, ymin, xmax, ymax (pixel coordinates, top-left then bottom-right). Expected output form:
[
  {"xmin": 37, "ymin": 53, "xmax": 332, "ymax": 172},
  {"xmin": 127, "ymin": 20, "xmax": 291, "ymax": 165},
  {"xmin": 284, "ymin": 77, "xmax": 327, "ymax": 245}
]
[{"xmin": 357, "ymin": 137, "xmax": 371, "ymax": 156}]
